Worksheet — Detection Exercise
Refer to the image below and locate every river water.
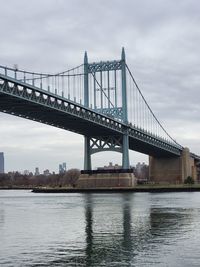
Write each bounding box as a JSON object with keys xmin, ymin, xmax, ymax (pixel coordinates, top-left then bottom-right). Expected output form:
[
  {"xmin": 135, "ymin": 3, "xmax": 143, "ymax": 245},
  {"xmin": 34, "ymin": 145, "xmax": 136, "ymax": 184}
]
[{"xmin": 0, "ymin": 190, "xmax": 200, "ymax": 266}]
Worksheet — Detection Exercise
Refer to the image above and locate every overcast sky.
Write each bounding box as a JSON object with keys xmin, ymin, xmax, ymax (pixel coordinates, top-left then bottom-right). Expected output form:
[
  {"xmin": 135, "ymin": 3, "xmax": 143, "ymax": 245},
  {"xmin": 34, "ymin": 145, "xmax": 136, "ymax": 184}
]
[{"xmin": 0, "ymin": 0, "xmax": 199, "ymax": 173}]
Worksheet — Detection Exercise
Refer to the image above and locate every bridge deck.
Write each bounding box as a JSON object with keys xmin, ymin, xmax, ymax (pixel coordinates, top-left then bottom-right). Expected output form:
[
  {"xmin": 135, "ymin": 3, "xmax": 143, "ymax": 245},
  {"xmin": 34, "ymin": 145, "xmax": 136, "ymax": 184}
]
[{"xmin": 0, "ymin": 69, "xmax": 184, "ymax": 158}]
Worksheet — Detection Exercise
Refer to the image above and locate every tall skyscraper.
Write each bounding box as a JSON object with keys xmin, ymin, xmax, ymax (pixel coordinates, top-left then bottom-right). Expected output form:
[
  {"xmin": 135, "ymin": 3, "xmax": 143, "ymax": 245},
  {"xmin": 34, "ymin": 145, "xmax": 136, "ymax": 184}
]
[
  {"xmin": 35, "ymin": 167, "xmax": 40, "ymax": 176},
  {"xmin": 0, "ymin": 152, "xmax": 4, "ymax": 173},
  {"xmin": 62, "ymin": 162, "xmax": 67, "ymax": 172},
  {"xmin": 59, "ymin": 162, "xmax": 67, "ymax": 174}
]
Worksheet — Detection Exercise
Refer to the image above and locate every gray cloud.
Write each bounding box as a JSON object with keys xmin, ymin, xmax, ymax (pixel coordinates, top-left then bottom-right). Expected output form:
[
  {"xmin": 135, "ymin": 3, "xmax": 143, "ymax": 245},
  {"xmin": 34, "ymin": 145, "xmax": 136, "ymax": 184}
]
[{"xmin": 0, "ymin": 0, "xmax": 199, "ymax": 172}]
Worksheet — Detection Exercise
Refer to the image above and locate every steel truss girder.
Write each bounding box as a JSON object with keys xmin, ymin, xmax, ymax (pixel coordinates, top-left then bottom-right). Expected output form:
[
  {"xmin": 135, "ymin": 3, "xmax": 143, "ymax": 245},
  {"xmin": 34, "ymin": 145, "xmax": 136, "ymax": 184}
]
[
  {"xmin": 95, "ymin": 107, "xmax": 123, "ymax": 121},
  {"xmin": 88, "ymin": 60, "xmax": 122, "ymax": 73},
  {"xmin": 128, "ymin": 127, "xmax": 180, "ymax": 155},
  {"xmin": 90, "ymin": 136, "xmax": 122, "ymax": 154},
  {"xmin": 0, "ymin": 74, "xmax": 182, "ymax": 157},
  {"xmin": 0, "ymin": 76, "xmax": 123, "ymax": 134}
]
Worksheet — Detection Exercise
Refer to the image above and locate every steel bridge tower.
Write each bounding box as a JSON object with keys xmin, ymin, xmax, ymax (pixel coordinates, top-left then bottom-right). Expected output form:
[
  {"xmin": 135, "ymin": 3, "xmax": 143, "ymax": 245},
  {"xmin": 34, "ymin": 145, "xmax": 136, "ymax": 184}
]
[{"xmin": 83, "ymin": 48, "xmax": 129, "ymax": 170}]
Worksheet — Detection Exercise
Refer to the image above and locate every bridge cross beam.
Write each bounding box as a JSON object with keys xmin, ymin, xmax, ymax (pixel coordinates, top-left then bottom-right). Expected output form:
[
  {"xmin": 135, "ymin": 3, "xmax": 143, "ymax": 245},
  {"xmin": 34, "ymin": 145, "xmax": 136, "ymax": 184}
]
[{"xmin": 84, "ymin": 135, "xmax": 129, "ymax": 170}]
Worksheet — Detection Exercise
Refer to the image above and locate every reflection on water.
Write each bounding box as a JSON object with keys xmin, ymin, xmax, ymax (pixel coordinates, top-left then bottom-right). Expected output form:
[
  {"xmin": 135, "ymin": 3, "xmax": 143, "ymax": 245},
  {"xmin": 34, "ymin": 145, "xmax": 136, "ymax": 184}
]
[
  {"xmin": 85, "ymin": 195, "xmax": 93, "ymax": 267},
  {"xmin": 0, "ymin": 209, "xmax": 4, "ymax": 226},
  {"xmin": 83, "ymin": 194, "xmax": 135, "ymax": 267},
  {"xmin": 1, "ymin": 191, "xmax": 200, "ymax": 266}
]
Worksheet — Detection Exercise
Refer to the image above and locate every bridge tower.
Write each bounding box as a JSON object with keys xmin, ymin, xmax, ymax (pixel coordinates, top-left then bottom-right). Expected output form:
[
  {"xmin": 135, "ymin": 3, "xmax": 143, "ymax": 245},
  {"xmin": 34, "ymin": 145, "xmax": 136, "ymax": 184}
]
[{"xmin": 83, "ymin": 48, "xmax": 130, "ymax": 170}]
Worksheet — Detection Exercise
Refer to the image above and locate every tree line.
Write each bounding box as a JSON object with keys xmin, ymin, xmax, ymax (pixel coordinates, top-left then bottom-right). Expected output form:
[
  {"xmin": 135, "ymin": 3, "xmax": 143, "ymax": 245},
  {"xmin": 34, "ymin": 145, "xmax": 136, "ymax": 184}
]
[
  {"xmin": 0, "ymin": 164, "xmax": 150, "ymax": 188},
  {"xmin": 0, "ymin": 169, "xmax": 80, "ymax": 188}
]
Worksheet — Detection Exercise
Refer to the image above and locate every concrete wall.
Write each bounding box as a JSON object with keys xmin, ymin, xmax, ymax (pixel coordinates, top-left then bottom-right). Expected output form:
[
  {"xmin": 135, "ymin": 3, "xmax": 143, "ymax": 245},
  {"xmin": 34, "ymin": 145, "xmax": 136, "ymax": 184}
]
[
  {"xmin": 77, "ymin": 172, "xmax": 136, "ymax": 188},
  {"xmin": 149, "ymin": 148, "xmax": 197, "ymax": 183},
  {"xmin": 149, "ymin": 156, "xmax": 182, "ymax": 183}
]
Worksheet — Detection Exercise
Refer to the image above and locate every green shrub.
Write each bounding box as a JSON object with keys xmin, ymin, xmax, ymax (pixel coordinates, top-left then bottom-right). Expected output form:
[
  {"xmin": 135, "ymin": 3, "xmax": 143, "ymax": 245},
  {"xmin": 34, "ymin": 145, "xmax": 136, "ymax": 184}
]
[{"xmin": 184, "ymin": 176, "xmax": 194, "ymax": 184}]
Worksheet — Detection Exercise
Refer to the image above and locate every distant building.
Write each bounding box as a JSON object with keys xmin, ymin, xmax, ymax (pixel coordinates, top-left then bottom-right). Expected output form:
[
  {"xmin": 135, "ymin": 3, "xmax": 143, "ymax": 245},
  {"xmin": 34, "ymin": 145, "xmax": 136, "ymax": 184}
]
[
  {"xmin": 43, "ymin": 169, "xmax": 50, "ymax": 176},
  {"xmin": 35, "ymin": 167, "xmax": 40, "ymax": 176},
  {"xmin": 23, "ymin": 170, "xmax": 30, "ymax": 175},
  {"xmin": 97, "ymin": 162, "xmax": 121, "ymax": 170},
  {"xmin": 135, "ymin": 162, "xmax": 149, "ymax": 180},
  {"xmin": 0, "ymin": 152, "xmax": 4, "ymax": 173},
  {"xmin": 59, "ymin": 162, "xmax": 67, "ymax": 174},
  {"xmin": 136, "ymin": 162, "xmax": 146, "ymax": 172},
  {"xmin": 63, "ymin": 162, "xmax": 67, "ymax": 172},
  {"xmin": 59, "ymin": 164, "xmax": 63, "ymax": 174}
]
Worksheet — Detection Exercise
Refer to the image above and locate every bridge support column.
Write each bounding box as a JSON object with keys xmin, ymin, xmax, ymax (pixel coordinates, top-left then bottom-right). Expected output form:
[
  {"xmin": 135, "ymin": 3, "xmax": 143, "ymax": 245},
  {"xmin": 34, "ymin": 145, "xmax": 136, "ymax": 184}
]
[
  {"xmin": 121, "ymin": 48, "xmax": 130, "ymax": 169},
  {"xmin": 78, "ymin": 135, "xmax": 134, "ymax": 188},
  {"xmin": 83, "ymin": 51, "xmax": 91, "ymax": 171},
  {"xmin": 77, "ymin": 170, "xmax": 136, "ymax": 188},
  {"xmin": 149, "ymin": 148, "xmax": 197, "ymax": 183},
  {"xmin": 181, "ymin": 148, "xmax": 197, "ymax": 181},
  {"xmin": 84, "ymin": 136, "xmax": 91, "ymax": 170},
  {"xmin": 122, "ymin": 132, "xmax": 130, "ymax": 169}
]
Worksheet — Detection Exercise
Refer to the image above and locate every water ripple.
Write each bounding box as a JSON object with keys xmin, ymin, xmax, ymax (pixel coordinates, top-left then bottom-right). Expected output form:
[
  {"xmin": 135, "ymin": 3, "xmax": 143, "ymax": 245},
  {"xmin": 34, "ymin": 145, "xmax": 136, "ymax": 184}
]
[{"xmin": 0, "ymin": 191, "xmax": 200, "ymax": 266}]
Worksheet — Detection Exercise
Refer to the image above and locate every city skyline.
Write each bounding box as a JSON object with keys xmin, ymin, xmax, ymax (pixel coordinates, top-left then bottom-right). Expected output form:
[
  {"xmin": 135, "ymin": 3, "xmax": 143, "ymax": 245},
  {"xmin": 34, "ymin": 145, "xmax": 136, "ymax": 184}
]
[
  {"xmin": 0, "ymin": 0, "xmax": 200, "ymax": 172},
  {"xmin": 3, "ymin": 157, "xmax": 147, "ymax": 175}
]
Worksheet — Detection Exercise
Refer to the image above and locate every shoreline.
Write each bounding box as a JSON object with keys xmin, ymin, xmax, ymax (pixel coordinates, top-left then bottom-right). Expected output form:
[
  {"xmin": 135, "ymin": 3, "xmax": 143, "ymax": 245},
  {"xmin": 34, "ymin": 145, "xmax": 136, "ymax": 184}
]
[
  {"xmin": 1, "ymin": 185, "xmax": 200, "ymax": 193},
  {"xmin": 32, "ymin": 185, "xmax": 200, "ymax": 193}
]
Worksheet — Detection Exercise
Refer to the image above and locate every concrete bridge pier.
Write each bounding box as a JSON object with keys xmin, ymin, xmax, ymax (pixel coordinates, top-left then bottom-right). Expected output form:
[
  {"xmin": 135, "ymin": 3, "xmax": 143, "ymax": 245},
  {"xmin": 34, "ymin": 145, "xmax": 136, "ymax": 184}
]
[
  {"xmin": 77, "ymin": 169, "xmax": 136, "ymax": 188},
  {"xmin": 149, "ymin": 147, "xmax": 197, "ymax": 184}
]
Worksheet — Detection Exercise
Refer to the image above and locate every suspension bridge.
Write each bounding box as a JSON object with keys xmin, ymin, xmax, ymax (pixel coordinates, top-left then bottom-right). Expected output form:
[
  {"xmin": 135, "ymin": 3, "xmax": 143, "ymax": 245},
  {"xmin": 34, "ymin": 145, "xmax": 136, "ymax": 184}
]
[{"xmin": 0, "ymin": 48, "xmax": 199, "ymax": 185}]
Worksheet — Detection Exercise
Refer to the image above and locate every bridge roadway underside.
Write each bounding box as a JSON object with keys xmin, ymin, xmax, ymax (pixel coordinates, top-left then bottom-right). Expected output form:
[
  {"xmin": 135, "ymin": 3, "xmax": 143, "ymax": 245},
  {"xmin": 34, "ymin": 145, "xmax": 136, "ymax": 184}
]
[{"xmin": 0, "ymin": 92, "xmax": 178, "ymax": 158}]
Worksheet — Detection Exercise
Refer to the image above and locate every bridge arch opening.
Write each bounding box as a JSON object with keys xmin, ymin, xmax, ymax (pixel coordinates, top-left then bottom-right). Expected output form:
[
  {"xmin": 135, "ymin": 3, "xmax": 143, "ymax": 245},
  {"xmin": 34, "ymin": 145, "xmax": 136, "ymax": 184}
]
[{"xmin": 91, "ymin": 150, "xmax": 148, "ymax": 170}]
